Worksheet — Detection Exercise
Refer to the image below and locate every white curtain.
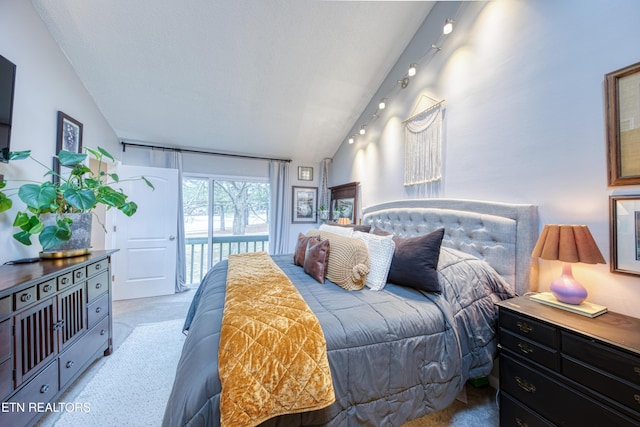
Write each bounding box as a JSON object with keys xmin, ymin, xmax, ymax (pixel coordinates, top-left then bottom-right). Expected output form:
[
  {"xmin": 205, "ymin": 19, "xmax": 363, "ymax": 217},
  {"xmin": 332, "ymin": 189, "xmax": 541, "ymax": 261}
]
[
  {"xmin": 269, "ymin": 160, "xmax": 290, "ymax": 255},
  {"xmin": 149, "ymin": 149, "xmax": 189, "ymax": 292},
  {"xmin": 404, "ymin": 104, "xmax": 444, "ymax": 188}
]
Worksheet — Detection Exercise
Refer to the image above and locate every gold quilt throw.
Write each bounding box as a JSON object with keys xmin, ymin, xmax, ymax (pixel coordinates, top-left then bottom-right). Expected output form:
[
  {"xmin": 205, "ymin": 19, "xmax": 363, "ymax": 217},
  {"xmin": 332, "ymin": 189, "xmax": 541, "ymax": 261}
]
[{"xmin": 219, "ymin": 252, "xmax": 335, "ymax": 427}]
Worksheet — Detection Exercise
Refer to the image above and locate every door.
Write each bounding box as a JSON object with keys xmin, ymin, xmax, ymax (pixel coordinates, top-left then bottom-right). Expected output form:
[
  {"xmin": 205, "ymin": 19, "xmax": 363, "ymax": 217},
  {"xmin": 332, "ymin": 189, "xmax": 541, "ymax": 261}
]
[{"xmin": 109, "ymin": 165, "xmax": 178, "ymax": 300}]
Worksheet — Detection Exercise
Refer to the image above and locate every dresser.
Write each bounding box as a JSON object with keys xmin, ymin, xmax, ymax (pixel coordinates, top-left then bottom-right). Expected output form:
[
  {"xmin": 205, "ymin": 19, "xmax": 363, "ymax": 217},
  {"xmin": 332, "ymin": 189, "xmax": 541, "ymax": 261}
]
[
  {"xmin": 0, "ymin": 251, "xmax": 115, "ymax": 427},
  {"xmin": 497, "ymin": 296, "xmax": 640, "ymax": 426}
]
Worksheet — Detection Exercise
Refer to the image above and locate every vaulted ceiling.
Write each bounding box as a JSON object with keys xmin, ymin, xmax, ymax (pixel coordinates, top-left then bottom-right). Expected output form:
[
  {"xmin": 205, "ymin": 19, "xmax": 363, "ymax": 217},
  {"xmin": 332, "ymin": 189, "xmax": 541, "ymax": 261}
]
[{"xmin": 32, "ymin": 0, "xmax": 434, "ymax": 162}]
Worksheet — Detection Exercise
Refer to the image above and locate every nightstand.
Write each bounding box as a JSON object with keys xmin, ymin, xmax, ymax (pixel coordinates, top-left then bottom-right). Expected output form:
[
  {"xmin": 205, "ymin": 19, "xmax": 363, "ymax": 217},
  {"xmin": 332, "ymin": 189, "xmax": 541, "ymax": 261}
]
[{"xmin": 497, "ymin": 296, "xmax": 640, "ymax": 427}]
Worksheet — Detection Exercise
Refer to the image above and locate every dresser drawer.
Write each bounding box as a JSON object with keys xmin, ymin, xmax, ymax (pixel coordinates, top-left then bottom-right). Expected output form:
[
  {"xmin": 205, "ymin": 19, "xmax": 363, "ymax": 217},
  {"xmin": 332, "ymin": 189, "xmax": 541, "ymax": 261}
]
[
  {"xmin": 59, "ymin": 316, "xmax": 109, "ymax": 389},
  {"xmin": 0, "ymin": 295, "xmax": 11, "ymax": 318},
  {"xmin": 501, "ymin": 354, "xmax": 638, "ymax": 427},
  {"xmin": 0, "ymin": 318, "xmax": 11, "ymax": 361},
  {"xmin": 562, "ymin": 332, "xmax": 640, "ymax": 386},
  {"xmin": 501, "ymin": 328, "xmax": 559, "ymax": 370},
  {"xmin": 87, "ymin": 271, "xmax": 109, "ymax": 302},
  {"xmin": 87, "ymin": 292, "xmax": 109, "ymax": 328},
  {"xmin": 6, "ymin": 360, "xmax": 58, "ymax": 427},
  {"xmin": 38, "ymin": 278, "xmax": 56, "ymax": 300},
  {"xmin": 500, "ymin": 310, "xmax": 558, "ymax": 349},
  {"xmin": 14, "ymin": 286, "xmax": 36, "ymax": 310},
  {"xmin": 57, "ymin": 272, "xmax": 74, "ymax": 290},
  {"xmin": 500, "ymin": 391, "xmax": 554, "ymax": 427},
  {"xmin": 73, "ymin": 267, "xmax": 86, "ymax": 283},
  {"xmin": 87, "ymin": 259, "xmax": 108, "ymax": 277}
]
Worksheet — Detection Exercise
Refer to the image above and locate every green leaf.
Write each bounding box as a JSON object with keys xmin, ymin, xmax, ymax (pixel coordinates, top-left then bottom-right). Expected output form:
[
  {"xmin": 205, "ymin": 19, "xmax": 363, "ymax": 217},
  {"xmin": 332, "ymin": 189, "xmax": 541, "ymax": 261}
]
[
  {"xmin": 97, "ymin": 146, "xmax": 115, "ymax": 162},
  {"xmin": 109, "ymin": 173, "xmax": 119, "ymax": 182},
  {"xmin": 39, "ymin": 221, "xmax": 72, "ymax": 250},
  {"xmin": 119, "ymin": 201, "xmax": 138, "ymax": 216},
  {"xmin": 58, "ymin": 150, "xmax": 87, "ymax": 167},
  {"xmin": 98, "ymin": 187, "xmax": 127, "ymax": 207},
  {"xmin": 0, "ymin": 180, "xmax": 6, "ymax": 189},
  {"xmin": 70, "ymin": 164, "xmax": 91, "ymax": 176},
  {"xmin": 0, "ymin": 193, "xmax": 11, "ymax": 212},
  {"xmin": 18, "ymin": 183, "xmax": 57, "ymax": 209},
  {"xmin": 83, "ymin": 178, "xmax": 101, "ymax": 188},
  {"xmin": 85, "ymin": 147, "xmax": 101, "ymax": 159},
  {"xmin": 8, "ymin": 150, "xmax": 31, "ymax": 160},
  {"xmin": 142, "ymin": 176, "xmax": 155, "ymax": 190},
  {"xmin": 13, "ymin": 211, "xmax": 30, "ymax": 227},
  {"xmin": 26, "ymin": 216, "xmax": 44, "ymax": 234},
  {"xmin": 63, "ymin": 187, "xmax": 96, "ymax": 211},
  {"xmin": 13, "ymin": 231, "xmax": 33, "ymax": 246}
]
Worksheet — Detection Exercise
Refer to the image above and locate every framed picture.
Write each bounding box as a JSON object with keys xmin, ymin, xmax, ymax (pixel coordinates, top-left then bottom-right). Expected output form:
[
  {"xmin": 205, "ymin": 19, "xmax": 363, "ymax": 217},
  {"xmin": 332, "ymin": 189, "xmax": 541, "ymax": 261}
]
[
  {"xmin": 329, "ymin": 181, "xmax": 358, "ymax": 223},
  {"xmin": 605, "ymin": 62, "xmax": 640, "ymax": 186},
  {"xmin": 298, "ymin": 166, "xmax": 313, "ymax": 181},
  {"xmin": 292, "ymin": 186, "xmax": 317, "ymax": 223},
  {"xmin": 610, "ymin": 195, "xmax": 640, "ymax": 276},
  {"xmin": 57, "ymin": 111, "xmax": 83, "ymax": 156}
]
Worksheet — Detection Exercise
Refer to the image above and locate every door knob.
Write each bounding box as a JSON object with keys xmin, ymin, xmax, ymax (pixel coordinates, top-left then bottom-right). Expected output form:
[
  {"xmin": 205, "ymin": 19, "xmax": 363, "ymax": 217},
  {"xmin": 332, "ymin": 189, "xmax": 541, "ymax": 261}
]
[{"xmin": 169, "ymin": 235, "xmax": 176, "ymax": 241}]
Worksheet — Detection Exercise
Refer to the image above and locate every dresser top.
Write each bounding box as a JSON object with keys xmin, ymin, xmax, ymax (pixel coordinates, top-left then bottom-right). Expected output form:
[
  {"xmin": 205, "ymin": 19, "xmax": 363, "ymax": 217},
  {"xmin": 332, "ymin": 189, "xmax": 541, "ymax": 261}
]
[
  {"xmin": 498, "ymin": 296, "xmax": 640, "ymax": 355},
  {"xmin": 0, "ymin": 250, "xmax": 117, "ymax": 296}
]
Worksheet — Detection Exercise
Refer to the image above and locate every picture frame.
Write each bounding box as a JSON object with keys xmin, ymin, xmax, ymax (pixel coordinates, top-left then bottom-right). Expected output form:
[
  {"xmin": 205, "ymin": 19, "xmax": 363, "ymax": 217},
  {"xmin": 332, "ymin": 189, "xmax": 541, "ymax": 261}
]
[
  {"xmin": 292, "ymin": 186, "xmax": 317, "ymax": 223},
  {"xmin": 56, "ymin": 111, "xmax": 83, "ymax": 158},
  {"xmin": 605, "ymin": 62, "xmax": 640, "ymax": 186},
  {"xmin": 298, "ymin": 166, "xmax": 313, "ymax": 181},
  {"xmin": 609, "ymin": 195, "xmax": 640, "ymax": 276},
  {"xmin": 329, "ymin": 181, "xmax": 358, "ymax": 223}
]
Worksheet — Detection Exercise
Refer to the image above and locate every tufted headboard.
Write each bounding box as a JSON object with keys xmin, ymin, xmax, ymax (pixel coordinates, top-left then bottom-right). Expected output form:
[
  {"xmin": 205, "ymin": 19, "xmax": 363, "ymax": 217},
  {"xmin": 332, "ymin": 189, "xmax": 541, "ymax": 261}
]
[{"xmin": 362, "ymin": 199, "xmax": 538, "ymax": 296}]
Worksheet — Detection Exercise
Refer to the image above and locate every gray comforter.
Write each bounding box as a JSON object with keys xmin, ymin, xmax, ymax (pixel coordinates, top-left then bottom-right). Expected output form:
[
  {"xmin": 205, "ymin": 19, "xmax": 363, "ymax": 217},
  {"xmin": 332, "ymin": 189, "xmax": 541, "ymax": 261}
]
[{"xmin": 162, "ymin": 248, "xmax": 514, "ymax": 426}]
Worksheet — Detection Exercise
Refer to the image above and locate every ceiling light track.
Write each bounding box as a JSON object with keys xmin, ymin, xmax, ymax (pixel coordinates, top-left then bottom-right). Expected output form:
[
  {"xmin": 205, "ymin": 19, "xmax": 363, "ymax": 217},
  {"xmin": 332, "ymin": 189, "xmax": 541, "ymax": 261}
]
[{"xmin": 121, "ymin": 141, "xmax": 292, "ymax": 163}]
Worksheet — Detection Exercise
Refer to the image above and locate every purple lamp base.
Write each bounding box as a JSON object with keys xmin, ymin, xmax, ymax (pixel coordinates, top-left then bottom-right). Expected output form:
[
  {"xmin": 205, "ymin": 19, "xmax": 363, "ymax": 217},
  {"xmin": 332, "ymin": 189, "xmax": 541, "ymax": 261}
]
[{"xmin": 550, "ymin": 263, "xmax": 588, "ymax": 305}]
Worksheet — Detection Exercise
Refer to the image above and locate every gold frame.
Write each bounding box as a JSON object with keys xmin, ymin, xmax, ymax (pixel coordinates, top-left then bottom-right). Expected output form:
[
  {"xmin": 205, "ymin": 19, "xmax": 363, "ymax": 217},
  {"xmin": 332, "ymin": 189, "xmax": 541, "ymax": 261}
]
[{"xmin": 605, "ymin": 61, "xmax": 640, "ymax": 186}]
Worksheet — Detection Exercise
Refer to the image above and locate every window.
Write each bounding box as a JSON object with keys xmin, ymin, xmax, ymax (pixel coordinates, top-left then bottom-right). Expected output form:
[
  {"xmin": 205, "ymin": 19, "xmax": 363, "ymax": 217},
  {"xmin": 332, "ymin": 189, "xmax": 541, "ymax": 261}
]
[{"xmin": 183, "ymin": 177, "xmax": 270, "ymax": 285}]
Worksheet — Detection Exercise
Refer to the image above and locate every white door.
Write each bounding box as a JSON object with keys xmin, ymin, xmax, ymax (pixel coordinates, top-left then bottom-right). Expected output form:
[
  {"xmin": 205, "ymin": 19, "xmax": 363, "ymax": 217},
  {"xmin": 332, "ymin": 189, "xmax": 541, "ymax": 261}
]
[{"xmin": 109, "ymin": 165, "xmax": 178, "ymax": 300}]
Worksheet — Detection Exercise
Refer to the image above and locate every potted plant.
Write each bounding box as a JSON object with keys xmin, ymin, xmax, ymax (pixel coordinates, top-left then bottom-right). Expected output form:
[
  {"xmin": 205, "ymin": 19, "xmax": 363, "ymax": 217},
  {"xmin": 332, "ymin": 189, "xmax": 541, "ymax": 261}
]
[
  {"xmin": 318, "ymin": 205, "xmax": 329, "ymax": 221},
  {"xmin": 0, "ymin": 147, "xmax": 153, "ymax": 256}
]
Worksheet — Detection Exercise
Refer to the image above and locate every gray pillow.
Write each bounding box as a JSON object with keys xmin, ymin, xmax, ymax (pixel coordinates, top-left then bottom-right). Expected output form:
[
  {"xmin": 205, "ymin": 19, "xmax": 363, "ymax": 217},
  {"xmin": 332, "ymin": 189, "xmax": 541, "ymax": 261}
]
[{"xmin": 387, "ymin": 228, "xmax": 445, "ymax": 293}]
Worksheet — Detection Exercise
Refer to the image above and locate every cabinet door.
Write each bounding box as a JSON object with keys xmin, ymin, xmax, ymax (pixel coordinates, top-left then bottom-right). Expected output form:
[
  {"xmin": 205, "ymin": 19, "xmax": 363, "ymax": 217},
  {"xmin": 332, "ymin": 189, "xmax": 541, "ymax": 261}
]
[
  {"xmin": 57, "ymin": 283, "xmax": 87, "ymax": 352},
  {"xmin": 14, "ymin": 298, "xmax": 58, "ymax": 386}
]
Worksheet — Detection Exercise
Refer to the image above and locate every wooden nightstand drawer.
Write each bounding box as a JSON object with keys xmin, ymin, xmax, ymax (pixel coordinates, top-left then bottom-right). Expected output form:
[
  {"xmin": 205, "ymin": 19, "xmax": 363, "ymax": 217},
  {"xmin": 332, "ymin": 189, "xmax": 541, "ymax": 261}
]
[
  {"xmin": 87, "ymin": 259, "xmax": 108, "ymax": 277},
  {"xmin": 73, "ymin": 267, "xmax": 86, "ymax": 283},
  {"xmin": 57, "ymin": 272, "xmax": 73, "ymax": 290},
  {"xmin": 562, "ymin": 332, "xmax": 640, "ymax": 386},
  {"xmin": 500, "ymin": 392, "xmax": 553, "ymax": 427},
  {"xmin": 501, "ymin": 355, "xmax": 638, "ymax": 427},
  {"xmin": 38, "ymin": 279, "xmax": 56, "ymax": 299},
  {"xmin": 563, "ymin": 354, "xmax": 640, "ymax": 415},
  {"xmin": 500, "ymin": 310, "xmax": 558, "ymax": 349},
  {"xmin": 501, "ymin": 328, "xmax": 559, "ymax": 370}
]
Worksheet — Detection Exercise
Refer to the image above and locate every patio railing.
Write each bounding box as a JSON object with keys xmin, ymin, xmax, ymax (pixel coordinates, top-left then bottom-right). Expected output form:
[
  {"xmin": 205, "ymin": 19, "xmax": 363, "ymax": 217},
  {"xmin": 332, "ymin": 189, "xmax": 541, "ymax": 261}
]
[{"xmin": 185, "ymin": 235, "xmax": 269, "ymax": 285}]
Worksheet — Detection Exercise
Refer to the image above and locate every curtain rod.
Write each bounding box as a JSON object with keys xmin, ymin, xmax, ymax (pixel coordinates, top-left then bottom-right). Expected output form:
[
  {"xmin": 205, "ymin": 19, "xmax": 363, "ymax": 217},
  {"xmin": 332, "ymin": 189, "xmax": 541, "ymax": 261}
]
[
  {"xmin": 120, "ymin": 141, "xmax": 292, "ymax": 163},
  {"xmin": 402, "ymin": 99, "xmax": 446, "ymax": 124}
]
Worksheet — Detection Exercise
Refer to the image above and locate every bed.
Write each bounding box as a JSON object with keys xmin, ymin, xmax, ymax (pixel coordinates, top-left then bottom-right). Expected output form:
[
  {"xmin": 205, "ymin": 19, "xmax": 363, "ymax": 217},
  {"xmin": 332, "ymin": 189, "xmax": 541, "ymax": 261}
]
[{"xmin": 162, "ymin": 199, "xmax": 538, "ymax": 427}]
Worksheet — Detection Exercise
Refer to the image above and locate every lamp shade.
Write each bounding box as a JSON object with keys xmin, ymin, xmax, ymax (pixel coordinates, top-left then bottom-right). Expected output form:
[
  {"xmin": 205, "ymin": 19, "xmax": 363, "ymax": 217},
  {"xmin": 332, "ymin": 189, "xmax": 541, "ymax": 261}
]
[
  {"xmin": 532, "ymin": 224, "xmax": 605, "ymax": 305},
  {"xmin": 532, "ymin": 224, "xmax": 605, "ymax": 264}
]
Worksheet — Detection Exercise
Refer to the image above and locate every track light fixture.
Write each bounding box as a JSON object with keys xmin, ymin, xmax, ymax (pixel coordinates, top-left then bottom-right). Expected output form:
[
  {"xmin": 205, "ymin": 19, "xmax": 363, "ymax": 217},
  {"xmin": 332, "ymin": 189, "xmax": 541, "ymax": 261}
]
[
  {"xmin": 378, "ymin": 98, "xmax": 387, "ymax": 110},
  {"xmin": 398, "ymin": 77, "xmax": 410, "ymax": 89},
  {"xmin": 359, "ymin": 125, "xmax": 366, "ymax": 135},
  {"xmin": 348, "ymin": 135, "xmax": 355, "ymax": 144},
  {"xmin": 408, "ymin": 64, "xmax": 417, "ymax": 77},
  {"xmin": 443, "ymin": 18, "xmax": 454, "ymax": 35}
]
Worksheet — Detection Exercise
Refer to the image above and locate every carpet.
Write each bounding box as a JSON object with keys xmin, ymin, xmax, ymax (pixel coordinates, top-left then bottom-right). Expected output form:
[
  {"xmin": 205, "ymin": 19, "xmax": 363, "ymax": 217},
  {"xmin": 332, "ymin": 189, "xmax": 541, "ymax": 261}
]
[{"xmin": 39, "ymin": 318, "xmax": 186, "ymax": 427}]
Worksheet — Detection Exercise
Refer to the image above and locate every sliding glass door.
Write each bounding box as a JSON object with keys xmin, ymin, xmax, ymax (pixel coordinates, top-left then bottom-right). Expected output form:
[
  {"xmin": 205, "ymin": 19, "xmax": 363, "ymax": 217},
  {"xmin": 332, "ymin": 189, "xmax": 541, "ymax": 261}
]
[{"xmin": 183, "ymin": 176, "xmax": 270, "ymax": 285}]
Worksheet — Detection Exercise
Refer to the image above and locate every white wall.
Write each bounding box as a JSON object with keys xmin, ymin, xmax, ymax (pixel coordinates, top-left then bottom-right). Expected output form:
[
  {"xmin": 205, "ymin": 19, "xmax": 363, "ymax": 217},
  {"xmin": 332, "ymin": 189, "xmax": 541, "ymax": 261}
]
[
  {"xmin": 0, "ymin": 1, "xmax": 120, "ymax": 263},
  {"xmin": 330, "ymin": 0, "xmax": 640, "ymax": 318}
]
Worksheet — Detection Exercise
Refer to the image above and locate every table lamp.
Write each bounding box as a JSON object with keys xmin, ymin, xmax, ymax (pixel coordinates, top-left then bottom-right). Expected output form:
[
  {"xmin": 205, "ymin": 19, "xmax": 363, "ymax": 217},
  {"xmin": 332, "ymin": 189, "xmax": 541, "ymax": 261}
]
[{"xmin": 531, "ymin": 224, "xmax": 605, "ymax": 305}]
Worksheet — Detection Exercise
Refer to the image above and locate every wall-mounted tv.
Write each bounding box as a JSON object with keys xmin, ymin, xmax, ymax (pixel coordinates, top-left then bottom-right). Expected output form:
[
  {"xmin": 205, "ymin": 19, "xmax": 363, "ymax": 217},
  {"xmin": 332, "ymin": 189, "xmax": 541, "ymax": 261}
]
[{"xmin": 0, "ymin": 54, "xmax": 16, "ymax": 163}]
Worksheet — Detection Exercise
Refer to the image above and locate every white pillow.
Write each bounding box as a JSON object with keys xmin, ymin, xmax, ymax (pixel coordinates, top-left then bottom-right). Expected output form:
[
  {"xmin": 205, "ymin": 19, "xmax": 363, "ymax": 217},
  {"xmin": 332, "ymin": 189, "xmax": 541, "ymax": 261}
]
[
  {"xmin": 353, "ymin": 231, "xmax": 395, "ymax": 291},
  {"xmin": 319, "ymin": 223, "xmax": 353, "ymax": 237}
]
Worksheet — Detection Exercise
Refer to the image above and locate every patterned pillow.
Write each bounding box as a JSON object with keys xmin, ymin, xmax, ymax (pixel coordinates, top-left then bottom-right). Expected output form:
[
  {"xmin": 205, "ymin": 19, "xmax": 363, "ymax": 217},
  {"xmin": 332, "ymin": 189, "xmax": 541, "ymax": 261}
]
[
  {"xmin": 353, "ymin": 231, "xmax": 395, "ymax": 291},
  {"xmin": 294, "ymin": 233, "xmax": 320, "ymax": 266},
  {"xmin": 306, "ymin": 230, "xmax": 369, "ymax": 290},
  {"xmin": 319, "ymin": 224, "xmax": 354, "ymax": 237},
  {"xmin": 303, "ymin": 239, "xmax": 330, "ymax": 284}
]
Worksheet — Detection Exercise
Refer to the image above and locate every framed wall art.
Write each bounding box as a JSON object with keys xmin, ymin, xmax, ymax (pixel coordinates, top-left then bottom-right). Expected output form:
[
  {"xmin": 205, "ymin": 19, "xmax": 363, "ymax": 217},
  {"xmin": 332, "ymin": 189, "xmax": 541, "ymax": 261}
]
[
  {"xmin": 329, "ymin": 181, "xmax": 358, "ymax": 223},
  {"xmin": 57, "ymin": 111, "xmax": 83, "ymax": 156},
  {"xmin": 610, "ymin": 195, "xmax": 640, "ymax": 276},
  {"xmin": 298, "ymin": 166, "xmax": 313, "ymax": 181},
  {"xmin": 292, "ymin": 186, "xmax": 317, "ymax": 223},
  {"xmin": 605, "ymin": 62, "xmax": 640, "ymax": 186}
]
